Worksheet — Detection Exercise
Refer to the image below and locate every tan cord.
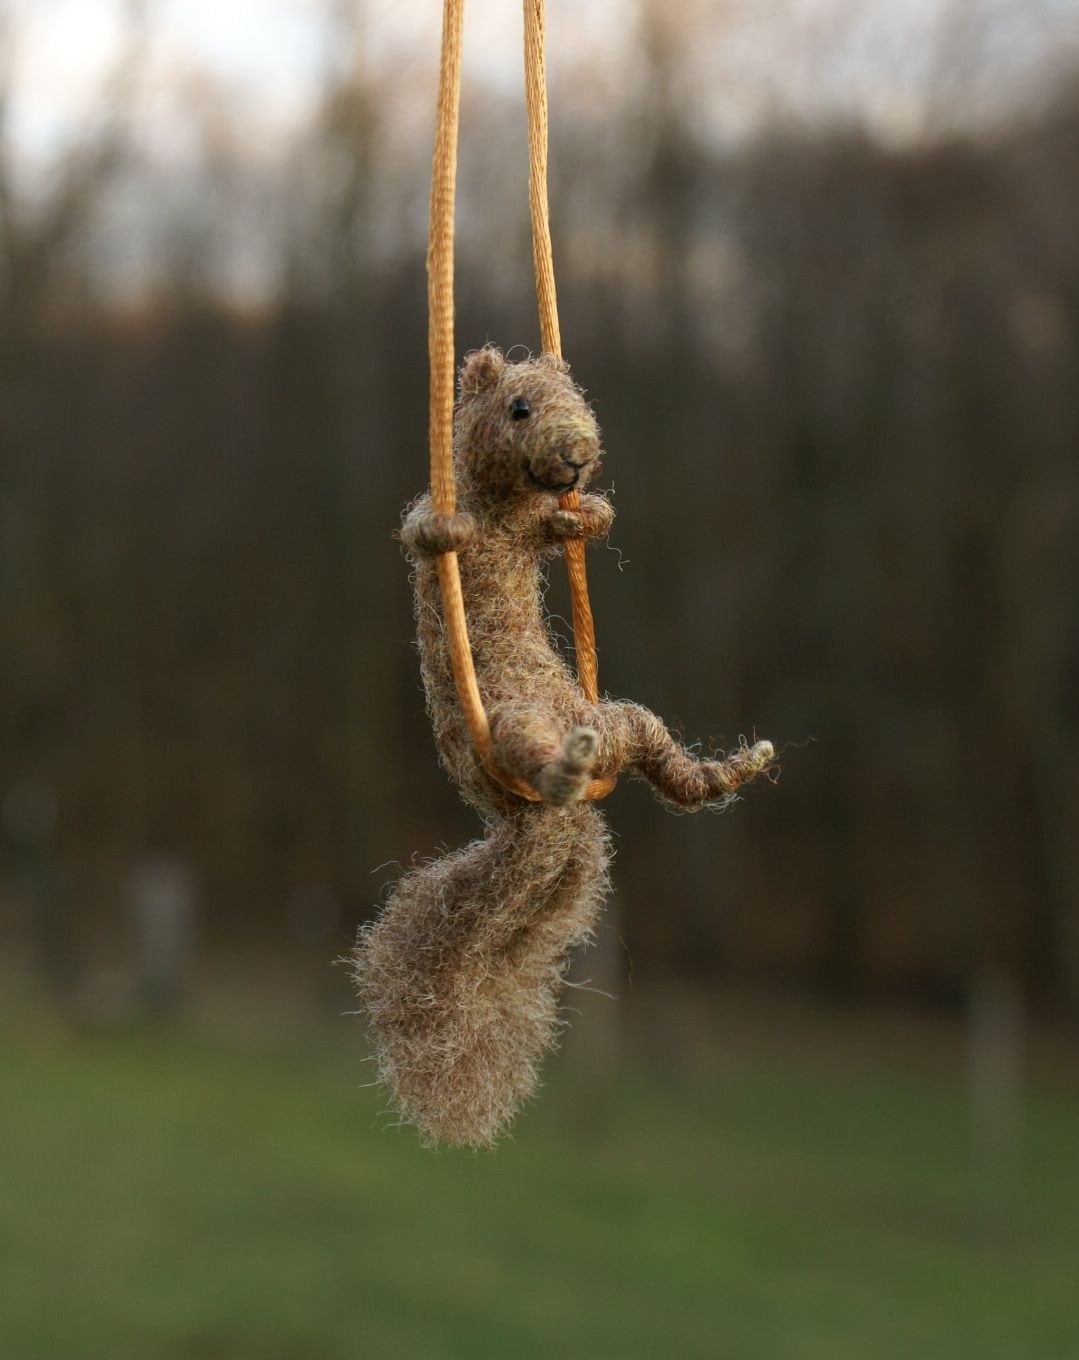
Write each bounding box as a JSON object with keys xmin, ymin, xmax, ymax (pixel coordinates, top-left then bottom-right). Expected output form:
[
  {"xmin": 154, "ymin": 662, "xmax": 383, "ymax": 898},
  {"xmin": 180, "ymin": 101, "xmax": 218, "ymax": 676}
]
[
  {"xmin": 427, "ymin": 0, "xmax": 495, "ymax": 775},
  {"xmin": 523, "ymin": 0, "xmax": 561, "ymax": 361},
  {"xmin": 428, "ymin": 0, "xmax": 614, "ymax": 803},
  {"xmin": 524, "ymin": 0, "xmax": 608, "ymax": 718},
  {"xmin": 523, "ymin": 0, "xmax": 614, "ymax": 798}
]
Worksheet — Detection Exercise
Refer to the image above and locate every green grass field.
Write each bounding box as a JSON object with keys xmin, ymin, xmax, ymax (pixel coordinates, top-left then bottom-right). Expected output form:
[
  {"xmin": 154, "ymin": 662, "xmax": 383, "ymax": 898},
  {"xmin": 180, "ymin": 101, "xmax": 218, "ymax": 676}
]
[{"xmin": 1, "ymin": 1005, "xmax": 1077, "ymax": 1359}]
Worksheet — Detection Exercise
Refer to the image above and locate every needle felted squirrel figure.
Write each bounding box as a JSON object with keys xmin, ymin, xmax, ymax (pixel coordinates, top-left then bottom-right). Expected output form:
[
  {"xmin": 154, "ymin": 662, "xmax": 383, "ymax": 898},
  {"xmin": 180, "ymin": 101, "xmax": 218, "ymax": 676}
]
[{"xmin": 352, "ymin": 346, "xmax": 773, "ymax": 1147}]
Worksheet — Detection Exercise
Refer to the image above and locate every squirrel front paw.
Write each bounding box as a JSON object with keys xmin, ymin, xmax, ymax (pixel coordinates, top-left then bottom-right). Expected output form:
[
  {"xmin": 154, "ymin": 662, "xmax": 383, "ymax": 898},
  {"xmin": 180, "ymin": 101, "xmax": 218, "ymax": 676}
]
[
  {"xmin": 548, "ymin": 495, "xmax": 614, "ymax": 541},
  {"xmin": 535, "ymin": 726, "xmax": 599, "ymax": 807},
  {"xmin": 401, "ymin": 510, "xmax": 476, "ymax": 557}
]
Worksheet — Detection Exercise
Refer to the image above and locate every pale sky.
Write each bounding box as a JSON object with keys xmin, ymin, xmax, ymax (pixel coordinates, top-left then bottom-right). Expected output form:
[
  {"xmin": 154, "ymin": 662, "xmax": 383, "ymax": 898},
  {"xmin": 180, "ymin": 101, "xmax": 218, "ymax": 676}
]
[
  {"xmin": 6, "ymin": 0, "xmax": 1077, "ymax": 169},
  {"xmin": 5, "ymin": 0, "xmax": 1074, "ymax": 302}
]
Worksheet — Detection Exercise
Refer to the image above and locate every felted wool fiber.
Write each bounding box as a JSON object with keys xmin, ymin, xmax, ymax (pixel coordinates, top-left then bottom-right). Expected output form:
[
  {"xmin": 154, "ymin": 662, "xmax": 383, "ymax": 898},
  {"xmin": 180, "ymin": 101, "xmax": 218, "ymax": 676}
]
[{"xmin": 352, "ymin": 347, "xmax": 773, "ymax": 1148}]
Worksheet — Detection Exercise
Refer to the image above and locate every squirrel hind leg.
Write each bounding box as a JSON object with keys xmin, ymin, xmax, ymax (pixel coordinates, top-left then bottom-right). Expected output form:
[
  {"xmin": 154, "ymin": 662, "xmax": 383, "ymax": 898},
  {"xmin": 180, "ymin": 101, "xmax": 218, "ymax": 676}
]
[
  {"xmin": 488, "ymin": 701, "xmax": 599, "ymax": 806},
  {"xmin": 602, "ymin": 702, "xmax": 774, "ymax": 811}
]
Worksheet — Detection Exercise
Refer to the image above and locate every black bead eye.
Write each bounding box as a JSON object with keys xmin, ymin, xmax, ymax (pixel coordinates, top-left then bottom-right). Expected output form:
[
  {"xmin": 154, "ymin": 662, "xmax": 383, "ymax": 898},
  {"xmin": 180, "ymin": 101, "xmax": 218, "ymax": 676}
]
[{"xmin": 509, "ymin": 397, "xmax": 531, "ymax": 420}]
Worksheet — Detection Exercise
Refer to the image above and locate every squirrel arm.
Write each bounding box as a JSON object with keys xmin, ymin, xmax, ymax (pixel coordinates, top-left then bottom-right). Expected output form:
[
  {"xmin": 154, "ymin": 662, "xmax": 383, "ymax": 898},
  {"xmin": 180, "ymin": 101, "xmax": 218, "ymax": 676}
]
[
  {"xmin": 544, "ymin": 492, "xmax": 615, "ymax": 543},
  {"xmin": 400, "ymin": 502, "xmax": 476, "ymax": 558}
]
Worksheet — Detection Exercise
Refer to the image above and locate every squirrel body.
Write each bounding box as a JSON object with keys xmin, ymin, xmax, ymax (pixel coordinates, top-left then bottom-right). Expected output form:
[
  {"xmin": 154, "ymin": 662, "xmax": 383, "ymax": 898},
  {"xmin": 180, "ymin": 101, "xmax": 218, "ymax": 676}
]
[{"xmin": 352, "ymin": 347, "xmax": 772, "ymax": 1147}]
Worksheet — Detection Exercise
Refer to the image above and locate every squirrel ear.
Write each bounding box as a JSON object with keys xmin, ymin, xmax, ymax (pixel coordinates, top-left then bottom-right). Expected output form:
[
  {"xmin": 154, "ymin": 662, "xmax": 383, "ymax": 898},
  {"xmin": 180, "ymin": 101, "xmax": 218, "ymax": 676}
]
[{"xmin": 459, "ymin": 346, "xmax": 506, "ymax": 396}]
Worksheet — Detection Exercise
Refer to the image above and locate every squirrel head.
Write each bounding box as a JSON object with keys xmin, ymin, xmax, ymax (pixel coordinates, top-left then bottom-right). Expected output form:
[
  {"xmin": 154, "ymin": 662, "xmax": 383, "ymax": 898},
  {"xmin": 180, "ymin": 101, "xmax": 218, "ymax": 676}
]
[{"xmin": 454, "ymin": 346, "xmax": 602, "ymax": 506}]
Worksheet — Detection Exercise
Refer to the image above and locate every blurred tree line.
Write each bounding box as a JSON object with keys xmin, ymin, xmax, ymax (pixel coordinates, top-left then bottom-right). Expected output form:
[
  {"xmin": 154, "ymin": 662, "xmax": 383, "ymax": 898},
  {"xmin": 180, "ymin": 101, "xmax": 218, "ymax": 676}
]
[{"xmin": 2, "ymin": 6, "xmax": 1077, "ymax": 1014}]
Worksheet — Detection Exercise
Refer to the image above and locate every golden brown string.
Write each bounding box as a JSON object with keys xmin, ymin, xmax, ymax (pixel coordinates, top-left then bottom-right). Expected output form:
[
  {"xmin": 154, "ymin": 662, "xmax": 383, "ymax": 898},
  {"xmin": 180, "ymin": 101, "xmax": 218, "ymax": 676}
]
[{"xmin": 428, "ymin": 0, "xmax": 614, "ymax": 802}]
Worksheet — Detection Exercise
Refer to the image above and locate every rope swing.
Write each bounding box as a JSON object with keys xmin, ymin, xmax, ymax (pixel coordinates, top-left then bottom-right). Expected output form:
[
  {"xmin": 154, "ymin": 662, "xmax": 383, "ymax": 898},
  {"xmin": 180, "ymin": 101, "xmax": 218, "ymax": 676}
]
[
  {"xmin": 426, "ymin": 0, "xmax": 615, "ymax": 803},
  {"xmin": 352, "ymin": 0, "xmax": 776, "ymax": 1148}
]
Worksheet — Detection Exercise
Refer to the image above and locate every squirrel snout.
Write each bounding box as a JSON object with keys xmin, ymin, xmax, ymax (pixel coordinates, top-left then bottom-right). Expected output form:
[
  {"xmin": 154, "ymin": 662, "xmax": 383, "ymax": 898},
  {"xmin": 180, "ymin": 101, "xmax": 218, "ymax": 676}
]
[
  {"xmin": 557, "ymin": 437, "xmax": 598, "ymax": 471},
  {"xmin": 526, "ymin": 436, "xmax": 600, "ymax": 493}
]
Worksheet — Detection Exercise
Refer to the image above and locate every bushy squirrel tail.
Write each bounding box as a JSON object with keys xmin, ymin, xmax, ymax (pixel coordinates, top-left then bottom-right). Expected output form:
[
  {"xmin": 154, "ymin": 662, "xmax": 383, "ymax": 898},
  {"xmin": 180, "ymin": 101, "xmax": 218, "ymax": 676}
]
[{"xmin": 351, "ymin": 803, "xmax": 610, "ymax": 1148}]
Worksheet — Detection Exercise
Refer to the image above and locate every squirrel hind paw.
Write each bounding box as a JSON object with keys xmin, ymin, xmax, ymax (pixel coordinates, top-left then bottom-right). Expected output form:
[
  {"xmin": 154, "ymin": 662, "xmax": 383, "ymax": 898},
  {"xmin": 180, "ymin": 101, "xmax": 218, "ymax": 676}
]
[
  {"xmin": 746, "ymin": 739, "xmax": 774, "ymax": 769},
  {"xmin": 722, "ymin": 739, "xmax": 775, "ymax": 791},
  {"xmin": 535, "ymin": 726, "xmax": 599, "ymax": 806},
  {"xmin": 563, "ymin": 725, "xmax": 598, "ymax": 770}
]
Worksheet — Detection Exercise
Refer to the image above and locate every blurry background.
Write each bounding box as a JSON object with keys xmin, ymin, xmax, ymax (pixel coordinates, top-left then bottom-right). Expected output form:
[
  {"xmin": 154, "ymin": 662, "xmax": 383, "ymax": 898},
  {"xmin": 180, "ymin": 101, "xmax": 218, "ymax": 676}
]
[{"xmin": 2, "ymin": 1, "xmax": 1078, "ymax": 1356}]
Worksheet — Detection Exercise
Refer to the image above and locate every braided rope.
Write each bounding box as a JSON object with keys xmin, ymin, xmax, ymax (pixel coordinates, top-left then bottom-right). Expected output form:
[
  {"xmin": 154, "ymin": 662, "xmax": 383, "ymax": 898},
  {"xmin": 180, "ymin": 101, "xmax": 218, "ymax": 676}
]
[{"xmin": 427, "ymin": 0, "xmax": 614, "ymax": 803}]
